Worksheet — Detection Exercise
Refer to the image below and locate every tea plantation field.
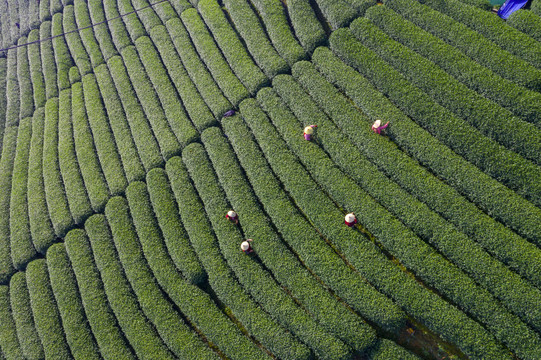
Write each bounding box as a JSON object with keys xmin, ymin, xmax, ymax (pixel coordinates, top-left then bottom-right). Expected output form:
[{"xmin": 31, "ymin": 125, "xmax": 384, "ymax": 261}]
[{"xmin": 0, "ymin": 0, "xmax": 540, "ymax": 358}]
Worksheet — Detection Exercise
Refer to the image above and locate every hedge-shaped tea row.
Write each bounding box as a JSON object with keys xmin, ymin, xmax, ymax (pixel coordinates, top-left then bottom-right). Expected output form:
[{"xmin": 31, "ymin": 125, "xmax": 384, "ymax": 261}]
[
  {"xmin": 274, "ymin": 70, "xmax": 541, "ymax": 334},
  {"xmin": 133, "ymin": 36, "xmax": 198, "ymax": 146},
  {"xmin": 181, "ymin": 8, "xmax": 249, "ymax": 105},
  {"xmin": 71, "ymin": 80, "xmax": 110, "ymax": 212},
  {"xmin": 508, "ymin": 10, "xmax": 541, "ymax": 42},
  {"xmin": 312, "ymin": 0, "xmax": 358, "ymax": 29},
  {"xmin": 424, "ymin": 0, "xmax": 541, "ymax": 69},
  {"xmin": 369, "ymin": 339, "xmax": 420, "ymax": 360},
  {"xmin": 72, "ymin": 0, "xmax": 105, "ymax": 68},
  {"xmin": 103, "ymin": 0, "xmax": 132, "ymax": 51},
  {"xmin": 106, "ymin": 196, "xmax": 216, "ymax": 359},
  {"xmin": 349, "ymin": 18, "xmax": 541, "ymax": 198},
  {"xmin": 51, "ymin": 13, "xmax": 74, "ymax": 91},
  {"xmin": 0, "ymin": 286, "xmax": 23, "ymax": 359},
  {"xmin": 250, "ymin": 0, "xmax": 306, "ymax": 65},
  {"xmin": 27, "ymin": 30, "xmax": 46, "ymax": 109},
  {"xmin": 85, "ymin": 0, "xmax": 119, "ymax": 62},
  {"xmin": 222, "ymin": 0, "xmax": 288, "ymax": 78},
  {"xmin": 63, "ymin": 6, "xmax": 92, "ymax": 76},
  {"xmin": 165, "ymin": 17, "xmax": 231, "ymax": 118},
  {"xmin": 344, "ymin": 0, "xmax": 378, "ymax": 16},
  {"xmin": 145, "ymin": 169, "xmax": 206, "ymax": 285},
  {"xmin": 198, "ymin": 0, "xmax": 268, "ymax": 95},
  {"xmin": 16, "ymin": 38, "xmax": 33, "ymax": 120},
  {"xmin": 6, "ymin": 0, "xmax": 19, "ymax": 42},
  {"xmin": 533, "ymin": 0, "xmax": 541, "ymax": 16},
  {"xmin": 0, "ymin": 59, "xmax": 7, "ymax": 147},
  {"xmin": 149, "ymin": 26, "xmax": 215, "ymax": 130},
  {"xmin": 5, "ymin": 49, "xmax": 19, "ymax": 128},
  {"xmin": 132, "ymin": 170, "xmax": 268, "ymax": 360},
  {"xmin": 39, "ymin": 21, "xmax": 59, "ymax": 99},
  {"xmin": 153, "ymin": 0, "xmax": 187, "ymax": 24},
  {"xmin": 330, "ymin": 29, "xmax": 541, "ymax": 245},
  {"xmin": 120, "ymin": 45, "xmax": 181, "ymax": 159},
  {"xmin": 46, "ymin": 243, "xmax": 101, "ymax": 359},
  {"xmin": 106, "ymin": 56, "xmax": 163, "ymax": 170},
  {"xmin": 9, "ymin": 117, "xmax": 36, "ymax": 271},
  {"xmin": 222, "ymin": 115, "xmax": 406, "ymax": 333},
  {"xmin": 9, "ymin": 272, "xmax": 43, "ymax": 359},
  {"xmin": 85, "ymin": 214, "xmax": 175, "ymax": 359},
  {"xmin": 239, "ymin": 95, "xmax": 509, "ymax": 359},
  {"xmin": 183, "ymin": 143, "xmax": 351, "ymax": 360},
  {"xmin": 201, "ymin": 126, "xmax": 379, "ymax": 350},
  {"xmin": 131, "ymin": 0, "xmax": 163, "ymax": 32},
  {"xmin": 0, "ymin": 3, "xmax": 10, "ymax": 55},
  {"xmin": 64, "ymin": 229, "xmax": 137, "ymax": 359},
  {"xmin": 165, "ymin": 156, "xmax": 312, "ymax": 360},
  {"xmin": 312, "ymin": 46, "xmax": 541, "ymax": 289},
  {"xmin": 117, "ymin": 0, "xmax": 147, "ymax": 42},
  {"xmin": 286, "ymin": 0, "xmax": 326, "ymax": 53},
  {"xmin": 384, "ymin": 0, "xmax": 541, "ymax": 91},
  {"xmin": 365, "ymin": 6, "xmax": 541, "ymax": 127},
  {"xmin": 26, "ymin": 259, "xmax": 71, "ymax": 359}
]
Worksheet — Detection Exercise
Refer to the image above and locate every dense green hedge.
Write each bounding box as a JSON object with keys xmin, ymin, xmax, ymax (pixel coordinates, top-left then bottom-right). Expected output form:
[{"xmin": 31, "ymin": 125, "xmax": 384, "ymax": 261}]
[
  {"xmin": 103, "ymin": 0, "xmax": 133, "ymax": 51},
  {"xmin": 313, "ymin": 0, "xmax": 358, "ymax": 29},
  {"xmin": 369, "ymin": 339, "xmax": 420, "ymax": 360},
  {"xmin": 131, "ymin": 0, "xmax": 163, "ymax": 32},
  {"xmin": 82, "ymin": 74, "xmax": 128, "ymax": 195},
  {"xmin": 250, "ymin": 0, "xmax": 307, "ymax": 65},
  {"xmin": 117, "ymin": 0, "xmax": 147, "ymax": 42},
  {"xmin": 330, "ymin": 29, "xmax": 541, "ymax": 245},
  {"xmin": 349, "ymin": 17, "xmax": 541, "ymax": 198},
  {"xmin": 39, "ymin": 21, "xmax": 59, "ymax": 99},
  {"xmin": 365, "ymin": 6, "xmax": 541, "ymax": 126},
  {"xmin": 146, "ymin": 168, "xmax": 206, "ymax": 285},
  {"xmin": 165, "ymin": 17, "xmax": 231, "ymax": 118},
  {"xmin": 51, "ymin": 13, "xmax": 73, "ymax": 91},
  {"xmin": 0, "ymin": 286, "xmax": 23, "ymax": 360},
  {"xmin": 86, "ymin": 0, "xmax": 119, "ymax": 61},
  {"xmin": 27, "ymin": 0, "xmax": 40, "ymax": 30},
  {"xmin": 240, "ymin": 95, "xmax": 509, "ymax": 359},
  {"xmin": 181, "ymin": 8, "xmax": 250, "ymax": 105},
  {"xmin": 107, "ymin": 195, "xmax": 215, "ymax": 359},
  {"xmin": 423, "ymin": 0, "xmax": 541, "ymax": 69},
  {"xmin": 0, "ymin": 59, "xmax": 5, "ymax": 150},
  {"xmin": 121, "ymin": 45, "xmax": 181, "ymax": 159},
  {"xmin": 134, "ymin": 36, "xmax": 198, "ymax": 146},
  {"xmin": 63, "ymin": 6, "xmax": 93, "ymax": 76},
  {"xmin": 16, "ymin": 38, "xmax": 33, "ymax": 120},
  {"xmin": 94, "ymin": 64, "xmax": 145, "ymax": 182},
  {"xmin": 202, "ymin": 126, "xmax": 378, "ymax": 351},
  {"xmin": 508, "ymin": 9, "xmax": 541, "ymax": 42},
  {"xmin": 73, "ymin": 0, "xmax": 105, "ymax": 68},
  {"xmin": 58, "ymin": 89, "xmax": 92, "ymax": 225},
  {"xmin": 153, "ymin": 0, "xmax": 183, "ymax": 23},
  {"xmin": 222, "ymin": 0, "xmax": 288, "ymax": 78},
  {"xmin": 183, "ymin": 143, "xmax": 351, "ymax": 360},
  {"xmin": 26, "ymin": 259, "xmax": 71, "ymax": 359},
  {"xmin": 106, "ymin": 56, "xmax": 164, "ymax": 170},
  {"xmin": 533, "ymin": 0, "xmax": 541, "ymax": 16},
  {"xmin": 5, "ymin": 49, "xmax": 19, "ymax": 128},
  {"xmin": 27, "ymin": 30, "xmax": 46, "ymax": 109},
  {"xmin": 65, "ymin": 229, "xmax": 137, "ymax": 359},
  {"xmin": 46, "ymin": 243, "xmax": 101, "ymax": 359},
  {"xmin": 85, "ymin": 214, "xmax": 175, "ymax": 360},
  {"xmin": 312, "ymin": 46, "xmax": 541, "ymax": 289},
  {"xmin": 274, "ymin": 69, "xmax": 541, "ymax": 335},
  {"xmin": 166, "ymin": 156, "xmax": 311, "ymax": 360},
  {"xmin": 44, "ymin": 98, "xmax": 74, "ymax": 237},
  {"xmin": 286, "ymin": 0, "xmax": 326, "ymax": 52},
  {"xmin": 345, "ymin": 0, "xmax": 378, "ymax": 13},
  {"xmin": 385, "ymin": 0, "xmax": 541, "ymax": 91},
  {"xmin": 71, "ymin": 81, "xmax": 110, "ymax": 212},
  {"xmin": 9, "ymin": 117, "xmax": 36, "ymax": 270},
  {"xmin": 9, "ymin": 272, "xmax": 43, "ymax": 360}
]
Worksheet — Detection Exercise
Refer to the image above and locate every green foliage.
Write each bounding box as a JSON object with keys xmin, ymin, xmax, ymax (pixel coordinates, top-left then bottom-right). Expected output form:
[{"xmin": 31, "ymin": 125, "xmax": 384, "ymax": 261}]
[
  {"xmin": 71, "ymin": 81, "xmax": 110, "ymax": 212},
  {"xmin": 131, "ymin": 0, "xmax": 163, "ymax": 31},
  {"xmin": 199, "ymin": 0, "xmax": 269, "ymax": 94},
  {"xmin": 286, "ymin": 0, "xmax": 326, "ymax": 52},
  {"xmin": 39, "ymin": 21, "xmax": 58, "ymax": 99},
  {"xmin": 9, "ymin": 272, "xmax": 43, "ymax": 360},
  {"xmin": 153, "ymin": 1, "xmax": 181, "ymax": 23},
  {"xmin": 181, "ymin": 8, "xmax": 250, "ymax": 105},
  {"xmin": 9, "ymin": 116, "xmax": 37, "ymax": 270},
  {"xmin": 5, "ymin": 49, "xmax": 19, "ymax": 128},
  {"xmin": 64, "ymin": 229, "xmax": 136, "ymax": 360},
  {"xmin": 58, "ymin": 88, "xmax": 93, "ymax": 224},
  {"xmin": 44, "ymin": 98, "xmax": 74, "ymax": 237},
  {"xmin": 423, "ymin": 0, "xmax": 541, "ymax": 68},
  {"xmin": 103, "ymin": 0, "xmax": 133, "ymax": 51},
  {"xmin": 120, "ymin": 45, "xmax": 182, "ymax": 159},
  {"xmin": 166, "ymin": 0, "xmax": 192, "ymax": 17},
  {"xmin": 118, "ymin": 0, "xmax": 147, "ymax": 41},
  {"xmin": 26, "ymin": 259, "xmax": 71, "ymax": 359},
  {"xmin": 384, "ymin": 0, "xmax": 541, "ymax": 91},
  {"xmin": 27, "ymin": 108, "xmax": 55, "ymax": 254},
  {"xmin": 73, "ymin": 0, "xmax": 105, "ymax": 68},
  {"xmin": 16, "ymin": 38, "xmax": 33, "ymax": 120},
  {"xmin": 312, "ymin": 0, "xmax": 358, "ymax": 29},
  {"xmin": 329, "ymin": 29, "xmax": 541, "ymax": 245},
  {"xmin": 369, "ymin": 339, "xmax": 420, "ymax": 360},
  {"xmin": 452, "ymin": 0, "xmax": 492, "ymax": 9},
  {"xmin": 134, "ymin": 36, "xmax": 198, "ymax": 146},
  {"xmin": 201, "ymin": 126, "xmax": 378, "ymax": 351},
  {"xmin": 149, "ymin": 25, "xmax": 216, "ymax": 130},
  {"xmin": 145, "ymin": 168, "xmax": 206, "ymax": 285},
  {"xmin": 312, "ymin": 45, "xmax": 541, "ymax": 290},
  {"xmin": 50, "ymin": 0, "xmax": 63, "ymax": 15},
  {"xmin": 86, "ymin": 0, "xmax": 119, "ymax": 61},
  {"xmin": 166, "ymin": 156, "xmax": 310, "ymax": 360},
  {"xmin": 0, "ymin": 59, "xmax": 7, "ymax": 145},
  {"xmin": 26, "ymin": 31, "xmax": 45, "ymax": 109},
  {"xmin": 84, "ymin": 214, "xmax": 175, "ymax": 360},
  {"xmin": 51, "ymin": 13, "xmax": 73, "ymax": 91},
  {"xmin": 106, "ymin": 56, "xmax": 164, "ymax": 170},
  {"xmin": 344, "ymin": 0, "xmax": 378, "ymax": 14},
  {"xmin": 68, "ymin": 65, "xmax": 80, "ymax": 85},
  {"xmin": 251, "ymin": 0, "xmax": 307, "ymax": 64},
  {"xmin": 165, "ymin": 17, "xmax": 231, "ymax": 117},
  {"xmin": 63, "ymin": 6, "xmax": 93, "ymax": 76},
  {"xmin": 508, "ymin": 9, "xmax": 541, "ymax": 42},
  {"xmin": 533, "ymin": 0, "xmax": 541, "ymax": 16},
  {"xmin": 27, "ymin": 0, "xmax": 40, "ymax": 30},
  {"xmin": 364, "ymin": 5, "xmax": 541, "ymax": 126},
  {"xmin": 0, "ymin": 286, "xmax": 24, "ymax": 360}
]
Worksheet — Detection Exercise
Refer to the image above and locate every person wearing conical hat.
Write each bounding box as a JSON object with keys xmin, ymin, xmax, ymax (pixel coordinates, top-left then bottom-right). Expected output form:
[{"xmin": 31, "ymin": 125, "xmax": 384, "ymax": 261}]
[
  {"xmin": 304, "ymin": 125, "xmax": 317, "ymax": 141},
  {"xmin": 226, "ymin": 210, "xmax": 239, "ymax": 224},
  {"xmin": 241, "ymin": 239, "xmax": 254, "ymax": 254},
  {"xmin": 372, "ymin": 119, "xmax": 389, "ymax": 134},
  {"xmin": 344, "ymin": 213, "xmax": 357, "ymax": 227}
]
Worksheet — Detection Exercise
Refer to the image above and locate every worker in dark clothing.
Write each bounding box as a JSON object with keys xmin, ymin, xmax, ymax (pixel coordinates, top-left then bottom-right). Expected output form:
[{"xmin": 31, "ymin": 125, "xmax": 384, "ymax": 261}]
[
  {"xmin": 241, "ymin": 239, "xmax": 254, "ymax": 254},
  {"xmin": 226, "ymin": 210, "xmax": 239, "ymax": 225},
  {"xmin": 345, "ymin": 213, "xmax": 358, "ymax": 227}
]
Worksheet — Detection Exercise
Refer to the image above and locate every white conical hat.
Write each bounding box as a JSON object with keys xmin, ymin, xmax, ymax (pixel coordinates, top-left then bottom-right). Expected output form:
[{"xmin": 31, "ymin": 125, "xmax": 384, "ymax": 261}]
[
  {"xmin": 345, "ymin": 213, "xmax": 356, "ymax": 222},
  {"xmin": 304, "ymin": 126, "xmax": 314, "ymax": 134},
  {"xmin": 373, "ymin": 120, "xmax": 382, "ymax": 128},
  {"xmin": 227, "ymin": 210, "xmax": 237, "ymax": 218},
  {"xmin": 241, "ymin": 241, "xmax": 250, "ymax": 251}
]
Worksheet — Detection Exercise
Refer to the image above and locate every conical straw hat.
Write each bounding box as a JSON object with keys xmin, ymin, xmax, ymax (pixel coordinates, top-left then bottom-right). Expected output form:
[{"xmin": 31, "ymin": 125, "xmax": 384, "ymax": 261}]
[
  {"xmin": 345, "ymin": 213, "xmax": 356, "ymax": 223},
  {"xmin": 241, "ymin": 241, "xmax": 250, "ymax": 251}
]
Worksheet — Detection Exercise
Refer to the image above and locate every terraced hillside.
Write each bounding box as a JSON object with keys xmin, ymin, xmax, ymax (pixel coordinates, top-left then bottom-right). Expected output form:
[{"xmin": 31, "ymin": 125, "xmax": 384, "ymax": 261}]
[{"xmin": 0, "ymin": 0, "xmax": 540, "ymax": 359}]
